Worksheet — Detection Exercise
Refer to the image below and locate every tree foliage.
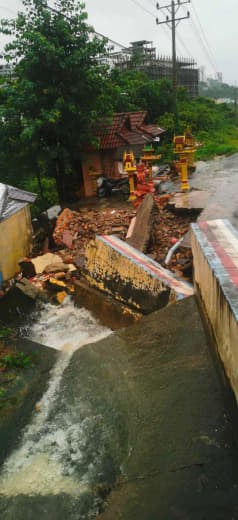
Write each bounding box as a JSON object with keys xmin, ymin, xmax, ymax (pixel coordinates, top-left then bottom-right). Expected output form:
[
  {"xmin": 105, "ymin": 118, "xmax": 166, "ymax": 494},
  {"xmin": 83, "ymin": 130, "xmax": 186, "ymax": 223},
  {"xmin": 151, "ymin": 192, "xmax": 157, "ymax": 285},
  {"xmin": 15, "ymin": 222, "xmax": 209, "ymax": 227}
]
[
  {"xmin": 109, "ymin": 69, "xmax": 173, "ymax": 121},
  {"xmin": 0, "ymin": 1, "xmax": 238, "ymax": 209},
  {"xmin": 0, "ymin": 0, "xmax": 112, "ymax": 201}
]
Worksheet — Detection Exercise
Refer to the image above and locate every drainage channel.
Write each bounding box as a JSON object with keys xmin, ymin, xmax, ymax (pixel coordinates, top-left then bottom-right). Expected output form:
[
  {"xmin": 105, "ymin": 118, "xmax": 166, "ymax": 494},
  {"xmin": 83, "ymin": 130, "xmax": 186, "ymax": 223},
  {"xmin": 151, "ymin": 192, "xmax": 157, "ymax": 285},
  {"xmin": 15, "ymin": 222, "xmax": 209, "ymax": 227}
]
[{"xmin": 0, "ymin": 297, "xmax": 113, "ymax": 519}]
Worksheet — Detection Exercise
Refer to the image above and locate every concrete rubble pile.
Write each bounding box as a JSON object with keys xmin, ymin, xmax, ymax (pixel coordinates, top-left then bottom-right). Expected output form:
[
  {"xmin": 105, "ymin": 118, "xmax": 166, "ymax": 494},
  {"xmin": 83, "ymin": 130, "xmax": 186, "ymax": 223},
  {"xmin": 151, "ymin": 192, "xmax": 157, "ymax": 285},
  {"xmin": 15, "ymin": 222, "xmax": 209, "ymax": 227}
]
[
  {"xmin": 0, "ymin": 198, "xmax": 195, "ymax": 312},
  {"xmin": 150, "ymin": 209, "xmax": 195, "ymax": 278},
  {"xmin": 53, "ymin": 207, "xmax": 135, "ymax": 249}
]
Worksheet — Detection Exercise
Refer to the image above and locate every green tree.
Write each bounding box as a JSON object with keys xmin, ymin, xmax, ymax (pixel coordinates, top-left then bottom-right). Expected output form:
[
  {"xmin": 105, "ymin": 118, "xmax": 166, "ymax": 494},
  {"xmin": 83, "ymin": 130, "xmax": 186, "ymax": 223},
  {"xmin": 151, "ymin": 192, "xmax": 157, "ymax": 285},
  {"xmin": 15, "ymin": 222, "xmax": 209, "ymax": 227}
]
[
  {"xmin": 109, "ymin": 69, "xmax": 173, "ymax": 121},
  {"xmin": 0, "ymin": 0, "xmax": 112, "ymax": 202}
]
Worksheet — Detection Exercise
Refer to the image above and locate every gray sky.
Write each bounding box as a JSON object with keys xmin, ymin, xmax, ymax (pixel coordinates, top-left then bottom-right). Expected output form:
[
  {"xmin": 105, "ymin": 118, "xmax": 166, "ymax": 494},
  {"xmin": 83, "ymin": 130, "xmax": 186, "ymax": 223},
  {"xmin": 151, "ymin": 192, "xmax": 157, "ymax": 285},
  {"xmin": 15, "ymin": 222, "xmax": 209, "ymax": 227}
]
[{"xmin": 1, "ymin": 0, "xmax": 237, "ymax": 84}]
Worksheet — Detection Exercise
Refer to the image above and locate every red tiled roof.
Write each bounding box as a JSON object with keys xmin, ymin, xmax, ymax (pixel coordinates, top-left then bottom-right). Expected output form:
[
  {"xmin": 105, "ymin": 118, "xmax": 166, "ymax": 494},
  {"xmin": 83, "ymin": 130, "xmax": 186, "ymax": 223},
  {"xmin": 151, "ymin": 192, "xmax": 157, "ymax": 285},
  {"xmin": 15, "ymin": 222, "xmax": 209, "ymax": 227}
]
[
  {"xmin": 140, "ymin": 124, "xmax": 166, "ymax": 137},
  {"xmin": 98, "ymin": 111, "xmax": 166, "ymax": 150},
  {"xmin": 129, "ymin": 111, "xmax": 147, "ymax": 131},
  {"xmin": 118, "ymin": 130, "xmax": 149, "ymax": 145}
]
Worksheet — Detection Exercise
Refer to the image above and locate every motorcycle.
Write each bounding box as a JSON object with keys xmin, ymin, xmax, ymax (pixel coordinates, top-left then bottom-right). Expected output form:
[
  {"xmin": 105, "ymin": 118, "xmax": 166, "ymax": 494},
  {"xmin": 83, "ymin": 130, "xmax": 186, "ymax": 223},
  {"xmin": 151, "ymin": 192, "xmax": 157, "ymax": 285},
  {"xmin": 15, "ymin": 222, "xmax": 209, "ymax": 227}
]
[{"xmin": 97, "ymin": 174, "xmax": 130, "ymax": 198}]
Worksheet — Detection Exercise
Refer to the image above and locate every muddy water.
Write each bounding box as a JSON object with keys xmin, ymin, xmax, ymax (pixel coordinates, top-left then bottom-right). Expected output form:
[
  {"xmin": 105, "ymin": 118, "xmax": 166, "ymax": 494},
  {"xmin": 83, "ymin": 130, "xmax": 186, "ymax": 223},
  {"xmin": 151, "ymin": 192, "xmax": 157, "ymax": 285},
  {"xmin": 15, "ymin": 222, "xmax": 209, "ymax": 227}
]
[{"xmin": 0, "ymin": 298, "xmax": 113, "ymax": 519}]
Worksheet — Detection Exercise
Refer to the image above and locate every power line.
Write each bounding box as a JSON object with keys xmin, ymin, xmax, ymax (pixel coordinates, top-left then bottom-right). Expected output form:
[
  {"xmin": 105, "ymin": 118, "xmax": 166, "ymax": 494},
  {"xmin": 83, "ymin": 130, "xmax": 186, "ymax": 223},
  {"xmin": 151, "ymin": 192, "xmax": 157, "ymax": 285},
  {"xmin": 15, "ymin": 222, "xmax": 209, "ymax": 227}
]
[
  {"xmin": 156, "ymin": 1, "xmax": 191, "ymax": 131},
  {"xmin": 181, "ymin": 4, "xmax": 217, "ymax": 73},
  {"xmin": 176, "ymin": 30, "xmax": 194, "ymax": 59},
  {"xmin": 129, "ymin": 0, "xmax": 156, "ymax": 17},
  {"xmin": 192, "ymin": 1, "xmax": 218, "ymax": 68},
  {"xmin": 189, "ymin": 15, "xmax": 217, "ymax": 73},
  {"xmin": 43, "ymin": 2, "xmax": 127, "ymax": 50},
  {"xmin": 0, "ymin": 2, "xmax": 127, "ymax": 51}
]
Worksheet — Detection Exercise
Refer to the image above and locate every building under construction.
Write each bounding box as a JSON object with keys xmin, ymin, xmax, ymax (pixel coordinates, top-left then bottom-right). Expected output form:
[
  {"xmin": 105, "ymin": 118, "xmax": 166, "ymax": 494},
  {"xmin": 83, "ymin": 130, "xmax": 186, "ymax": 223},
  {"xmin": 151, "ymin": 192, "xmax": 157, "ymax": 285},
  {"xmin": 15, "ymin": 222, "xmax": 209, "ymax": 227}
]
[{"xmin": 106, "ymin": 41, "xmax": 199, "ymax": 99}]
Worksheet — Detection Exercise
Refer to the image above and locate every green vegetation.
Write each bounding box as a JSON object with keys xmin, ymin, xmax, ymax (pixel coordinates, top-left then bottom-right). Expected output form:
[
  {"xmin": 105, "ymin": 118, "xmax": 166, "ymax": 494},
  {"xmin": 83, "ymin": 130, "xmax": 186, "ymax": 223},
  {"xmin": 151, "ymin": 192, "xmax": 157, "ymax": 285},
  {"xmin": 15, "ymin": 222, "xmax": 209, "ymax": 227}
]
[
  {"xmin": 0, "ymin": 0, "xmax": 113, "ymax": 203},
  {"xmin": 0, "ymin": 333, "xmax": 38, "ymax": 408},
  {"xmin": 0, "ymin": 351, "xmax": 38, "ymax": 370},
  {"xmin": 0, "ymin": 0, "xmax": 237, "ymax": 212},
  {"xmin": 199, "ymin": 79, "xmax": 236, "ymax": 101},
  {"xmin": 159, "ymin": 91, "xmax": 238, "ymax": 162},
  {"xmin": 0, "ymin": 327, "xmax": 13, "ymax": 339}
]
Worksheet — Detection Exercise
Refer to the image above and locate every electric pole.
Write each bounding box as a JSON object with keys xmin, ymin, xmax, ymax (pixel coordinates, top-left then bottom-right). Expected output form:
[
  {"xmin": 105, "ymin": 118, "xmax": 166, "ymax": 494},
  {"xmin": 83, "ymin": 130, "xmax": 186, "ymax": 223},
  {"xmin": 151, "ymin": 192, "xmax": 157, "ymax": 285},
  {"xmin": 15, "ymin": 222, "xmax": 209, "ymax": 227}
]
[{"xmin": 156, "ymin": 1, "xmax": 191, "ymax": 132}]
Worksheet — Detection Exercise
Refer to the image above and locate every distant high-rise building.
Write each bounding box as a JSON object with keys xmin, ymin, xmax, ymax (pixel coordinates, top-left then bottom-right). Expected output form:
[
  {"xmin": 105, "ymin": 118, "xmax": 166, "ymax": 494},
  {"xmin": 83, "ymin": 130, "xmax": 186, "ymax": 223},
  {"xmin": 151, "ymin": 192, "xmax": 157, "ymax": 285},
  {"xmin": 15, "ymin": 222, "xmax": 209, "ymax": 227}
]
[{"xmin": 216, "ymin": 72, "xmax": 223, "ymax": 83}]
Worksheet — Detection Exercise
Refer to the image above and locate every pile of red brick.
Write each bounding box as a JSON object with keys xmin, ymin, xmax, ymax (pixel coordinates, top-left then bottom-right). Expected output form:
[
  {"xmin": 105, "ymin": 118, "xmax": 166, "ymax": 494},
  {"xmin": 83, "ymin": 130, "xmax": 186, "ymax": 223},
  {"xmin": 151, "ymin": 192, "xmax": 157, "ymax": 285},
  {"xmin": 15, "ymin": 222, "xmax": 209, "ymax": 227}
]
[{"xmin": 53, "ymin": 207, "xmax": 135, "ymax": 251}]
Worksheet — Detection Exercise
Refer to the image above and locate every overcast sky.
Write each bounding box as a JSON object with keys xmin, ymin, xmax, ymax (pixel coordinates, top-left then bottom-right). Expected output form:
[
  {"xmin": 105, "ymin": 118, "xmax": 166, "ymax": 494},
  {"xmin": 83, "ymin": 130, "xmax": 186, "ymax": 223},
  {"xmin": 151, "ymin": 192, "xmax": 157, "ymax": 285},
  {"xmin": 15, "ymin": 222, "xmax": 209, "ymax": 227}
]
[{"xmin": 1, "ymin": 0, "xmax": 237, "ymax": 85}]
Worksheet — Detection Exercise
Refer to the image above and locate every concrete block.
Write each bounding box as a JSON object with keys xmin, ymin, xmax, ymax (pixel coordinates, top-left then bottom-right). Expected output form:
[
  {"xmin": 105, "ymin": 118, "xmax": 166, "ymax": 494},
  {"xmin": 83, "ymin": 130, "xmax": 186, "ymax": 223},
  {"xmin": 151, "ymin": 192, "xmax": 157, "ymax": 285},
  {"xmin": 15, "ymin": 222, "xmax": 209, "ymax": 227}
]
[
  {"xmin": 191, "ymin": 219, "xmax": 238, "ymax": 402},
  {"xmin": 84, "ymin": 235, "xmax": 194, "ymax": 314},
  {"xmin": 126, "ymin": 193, "xmax": 157, "ymax": 253}
]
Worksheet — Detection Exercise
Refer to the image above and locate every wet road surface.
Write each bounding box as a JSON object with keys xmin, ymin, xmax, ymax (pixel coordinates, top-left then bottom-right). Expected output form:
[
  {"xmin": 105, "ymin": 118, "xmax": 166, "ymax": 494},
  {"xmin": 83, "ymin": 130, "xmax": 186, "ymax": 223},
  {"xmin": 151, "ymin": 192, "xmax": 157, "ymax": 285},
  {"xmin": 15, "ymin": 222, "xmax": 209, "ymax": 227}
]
[{"xmin": 191, "ymin": 154, "xmax": 238, "ymax": 227}]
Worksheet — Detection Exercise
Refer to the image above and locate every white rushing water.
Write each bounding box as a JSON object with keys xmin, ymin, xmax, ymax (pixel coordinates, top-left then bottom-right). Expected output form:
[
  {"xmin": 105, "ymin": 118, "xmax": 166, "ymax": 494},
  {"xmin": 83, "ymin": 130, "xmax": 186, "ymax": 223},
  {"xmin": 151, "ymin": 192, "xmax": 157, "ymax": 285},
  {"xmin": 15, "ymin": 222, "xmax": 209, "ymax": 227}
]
[
  {"xmin": 25, "ymin": 295, "xmax": 112, "ymax": 352},
  {"xmin": 0, "ymin": 298, "xmax": 112, "ymax": 503}
]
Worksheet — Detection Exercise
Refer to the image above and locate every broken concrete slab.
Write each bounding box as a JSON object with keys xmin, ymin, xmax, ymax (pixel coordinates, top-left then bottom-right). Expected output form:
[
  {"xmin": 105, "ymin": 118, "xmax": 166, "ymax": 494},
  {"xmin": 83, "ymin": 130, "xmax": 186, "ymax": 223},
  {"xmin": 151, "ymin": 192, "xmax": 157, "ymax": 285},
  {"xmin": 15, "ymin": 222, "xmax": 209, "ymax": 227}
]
[
  {"xmin": 43, "ymin": 263, "xmax": 72, "ymax": 274},
  {"xmin": 168, "ymin": 189, "xmax": 210, "ymax": 213},
  {"xmin": 15, "ymin": 278, "xmax": 47, "ymax": 302},
  {"xmin": 74, "ymin": 279, "xmax": 141, "ymax": 330},
  {"xmin": 31, "ymin": 252, "xmax": 76, "ymax": 275},
  {"xmin": 31, "ymin": 253, "xmax": 63, "ymax": 274},
  {"xmin": 126, "ymin": 193, "xmax": 157, "ymax": 253},
  {"xmin": 191, "ymin": 219, "xmax": 238, "ymax": 404},
  {"xmin": 84, "ymin": 235, "xmax": 193, "ymax": 314}
]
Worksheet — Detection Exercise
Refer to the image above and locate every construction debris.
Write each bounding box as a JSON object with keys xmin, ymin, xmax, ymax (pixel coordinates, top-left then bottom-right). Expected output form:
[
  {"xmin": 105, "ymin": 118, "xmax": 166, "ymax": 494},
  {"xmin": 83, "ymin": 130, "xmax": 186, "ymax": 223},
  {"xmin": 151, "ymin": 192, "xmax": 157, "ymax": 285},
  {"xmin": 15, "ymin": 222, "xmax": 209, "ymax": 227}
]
[
  {"xmin": 31, "ymin": 252, "xmax": 63, "ymax": 274},
  {"xmin": 0, "ymin": 192, "xmax": 197, "ymax": 306},
  {"xmin": 53, "ymin": 207, "xmax": 135, "ymax": 250},
  {"xmin": 15, "ymin": 278, "xmax": 47, "ymax": 302},
  {"xmin": 150, "ymin": 209, "xmax": 196, "ymax": 280},
  {"xmin": 168, "ymin": 190, "xmax": 210, "ymax": 213},
  {"xmin": 127, "ymin": 193, "xmax": 158, "ymax": 253}
]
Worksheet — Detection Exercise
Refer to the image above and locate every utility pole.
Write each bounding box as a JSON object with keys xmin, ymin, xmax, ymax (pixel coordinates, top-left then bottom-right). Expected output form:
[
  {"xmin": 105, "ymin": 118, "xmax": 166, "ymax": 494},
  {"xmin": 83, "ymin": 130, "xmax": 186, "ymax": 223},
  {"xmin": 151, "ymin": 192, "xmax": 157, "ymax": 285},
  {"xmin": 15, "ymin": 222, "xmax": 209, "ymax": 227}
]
[{"xmin": 156, "ymin": 1, "xmax": 191, "ymax": 132}]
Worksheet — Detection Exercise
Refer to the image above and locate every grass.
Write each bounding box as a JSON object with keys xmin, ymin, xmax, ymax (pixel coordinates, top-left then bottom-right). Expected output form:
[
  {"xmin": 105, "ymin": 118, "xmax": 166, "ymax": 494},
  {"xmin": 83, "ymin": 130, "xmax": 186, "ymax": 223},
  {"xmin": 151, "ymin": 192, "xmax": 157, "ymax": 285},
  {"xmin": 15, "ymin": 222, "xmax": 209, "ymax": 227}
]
[
  {"xmin": 195, "ymin": 127, "xmax": 238, "ymax": 161},
  {"xmin": 0, "ymin": 327, "xmax": 38, "ymax": 408}
]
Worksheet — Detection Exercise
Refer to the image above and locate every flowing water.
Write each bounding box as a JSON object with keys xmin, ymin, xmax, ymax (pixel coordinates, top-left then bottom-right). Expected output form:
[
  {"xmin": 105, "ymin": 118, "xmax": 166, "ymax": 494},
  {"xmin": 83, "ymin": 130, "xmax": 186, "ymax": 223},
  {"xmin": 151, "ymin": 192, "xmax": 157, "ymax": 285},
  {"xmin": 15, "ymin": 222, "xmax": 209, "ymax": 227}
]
[{"xmin": 0, "ymin": 298, "xmax": 113, "ymax": 519}]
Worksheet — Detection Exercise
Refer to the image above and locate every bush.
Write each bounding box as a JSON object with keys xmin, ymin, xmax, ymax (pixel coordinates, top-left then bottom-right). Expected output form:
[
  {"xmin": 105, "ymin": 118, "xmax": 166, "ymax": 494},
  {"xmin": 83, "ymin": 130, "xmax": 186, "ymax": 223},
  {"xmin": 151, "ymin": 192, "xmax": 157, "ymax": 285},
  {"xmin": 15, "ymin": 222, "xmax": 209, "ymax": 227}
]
[{"xmin": 23, "ymin": 176, "xmax": 59, "ymax": 217}]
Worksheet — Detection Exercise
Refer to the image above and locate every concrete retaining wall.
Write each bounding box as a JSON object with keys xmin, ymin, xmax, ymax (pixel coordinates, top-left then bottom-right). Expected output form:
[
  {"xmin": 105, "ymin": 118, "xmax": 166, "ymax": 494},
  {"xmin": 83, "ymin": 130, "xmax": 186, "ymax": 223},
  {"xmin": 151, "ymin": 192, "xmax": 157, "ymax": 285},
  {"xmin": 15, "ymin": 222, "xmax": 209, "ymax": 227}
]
[
  {"xmin": 84, "ymin": 235, "xmax": 194, "ymax": 314},
  {"xmin": 191, "ymin": 219, "xmax": 238, "ymax": 402}
]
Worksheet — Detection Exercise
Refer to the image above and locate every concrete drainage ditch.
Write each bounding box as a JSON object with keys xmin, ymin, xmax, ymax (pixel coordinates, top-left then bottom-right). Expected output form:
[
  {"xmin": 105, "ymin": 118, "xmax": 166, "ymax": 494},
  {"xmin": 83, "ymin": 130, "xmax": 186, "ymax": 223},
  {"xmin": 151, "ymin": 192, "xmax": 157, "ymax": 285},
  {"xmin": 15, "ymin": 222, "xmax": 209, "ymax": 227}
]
[{"xmin": 0, "ymin": 217, "xmax": 238, "ymax": 519}]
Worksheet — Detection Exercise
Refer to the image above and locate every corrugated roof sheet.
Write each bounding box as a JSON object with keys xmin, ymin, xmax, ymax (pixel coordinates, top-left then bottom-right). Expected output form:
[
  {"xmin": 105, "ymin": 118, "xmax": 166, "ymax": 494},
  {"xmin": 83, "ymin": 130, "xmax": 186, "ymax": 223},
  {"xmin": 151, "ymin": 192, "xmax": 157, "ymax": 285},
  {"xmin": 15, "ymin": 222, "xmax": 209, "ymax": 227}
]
[{"xmin": 0, "ymin": 183, "xmax": 37, "ymax": 223}]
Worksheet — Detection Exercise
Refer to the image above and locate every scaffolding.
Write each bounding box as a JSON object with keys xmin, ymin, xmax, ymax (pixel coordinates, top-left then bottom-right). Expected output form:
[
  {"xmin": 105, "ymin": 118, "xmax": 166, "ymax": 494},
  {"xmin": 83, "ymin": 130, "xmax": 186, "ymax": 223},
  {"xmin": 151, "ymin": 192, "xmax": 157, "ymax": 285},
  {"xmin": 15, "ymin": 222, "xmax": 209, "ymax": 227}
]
[{"xmin": 105, "ymin": 41, "xmax": 199, "ymax": 99}]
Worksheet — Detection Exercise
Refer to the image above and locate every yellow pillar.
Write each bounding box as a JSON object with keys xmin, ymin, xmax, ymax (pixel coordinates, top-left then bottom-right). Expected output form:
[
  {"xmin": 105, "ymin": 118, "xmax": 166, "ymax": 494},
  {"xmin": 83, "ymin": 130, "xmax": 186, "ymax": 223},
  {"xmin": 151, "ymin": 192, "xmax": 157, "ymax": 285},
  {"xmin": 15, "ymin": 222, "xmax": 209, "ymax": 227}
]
[
  {"xmin": 187, "ymin": 150, "xmax": 195, "ymax": 168},
  {"xmin": 128, "ymin": 171, "xmax": 136, "ymax": 201},
  {"xmin": 123, "ymin": 151, "xmax": 137, "ymax": 201},
  {"xmin": 88, "ymin": 170, "xmax": 102, "ymax": 196},
  {"xmin": 180, "ymin": 158, "xmax": 190, "ymax": 191}
]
